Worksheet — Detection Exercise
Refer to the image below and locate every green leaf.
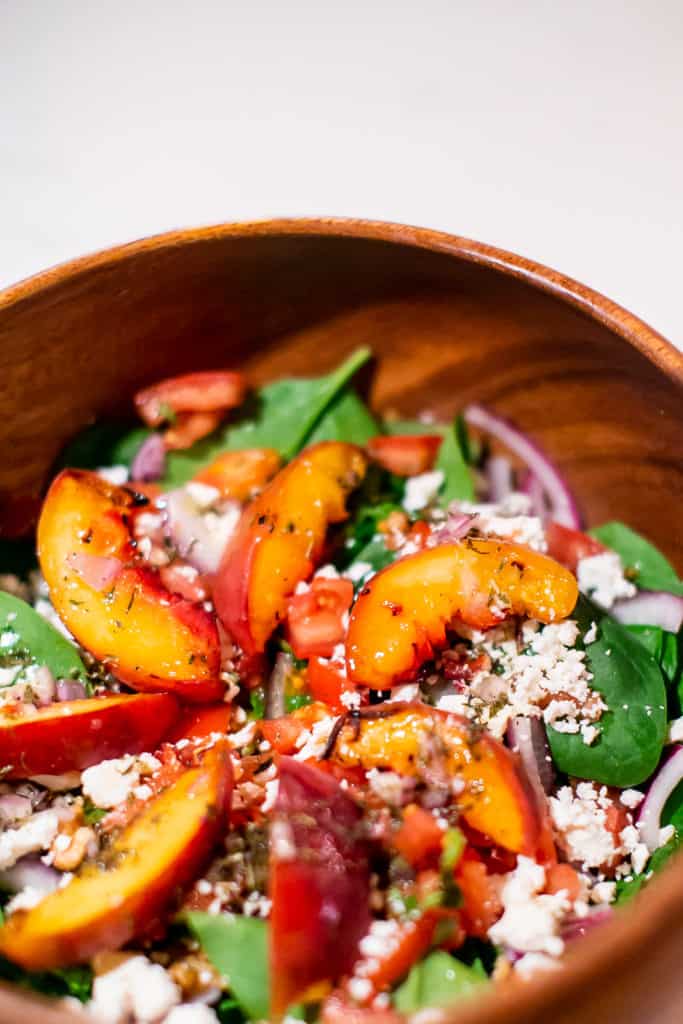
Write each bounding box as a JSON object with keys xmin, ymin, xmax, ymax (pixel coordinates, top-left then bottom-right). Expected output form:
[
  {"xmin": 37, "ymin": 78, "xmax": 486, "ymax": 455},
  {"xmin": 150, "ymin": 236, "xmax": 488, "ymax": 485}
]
[
  {"xmin": 0, "ymin": 592, "xmax": 86, "ymax": 682},
  {"xmin": 392, "ymin": 951, "xmax": 488, "ymax": 1013},
  {"xmin": 546, "ymin": 596, "xmax": 667, "ymax": 787},
  {"xmin": 82, "ymin": 798, "xmax": 107, "ymax": 825},
  {"xmin": 590, "ymin": 522, "xmax": 683, "ymax": 596},
  {"xmin": 58, "ymin": 420, "xmax": 152, "ymax": 472},
  {"xmin": 616, "ymin": 834, "xmax": 681, "ymax": 904},
  {"xmin": 381, "ymin": 419, "xmax": 443, "ymax": 436},
  {"xmin": 0, "ymin": 957, "xmax": 92, "ymax": 1002},
  {"xmin": 436, "ymin": 416, "xmax": 475, "ymax": 504},
  {"xmin": 162, "ymin": 348, "xmax": 372, "ymax": 486},
  {"xmin": 185, "ymin": 912, "xmax": 269, "ymax": 1021},
  {"xmin": 305, "ymin": 387, "xmax": 379, "ymax": 446}
]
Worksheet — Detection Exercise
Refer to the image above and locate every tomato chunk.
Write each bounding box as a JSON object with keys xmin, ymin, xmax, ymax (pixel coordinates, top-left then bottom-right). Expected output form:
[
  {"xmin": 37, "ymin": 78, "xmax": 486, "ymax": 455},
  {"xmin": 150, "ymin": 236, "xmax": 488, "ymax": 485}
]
[
  {"xmin": 545, "ymin": 521, "xmax": 605, "ymax": 572},
  {"xmin": 135, "ymin": 370, "xmax": 246, "ymax": 427},
  {"xmin": 366, "ymin": 434, "xmax": 442, "ymax": 477},
  {"xmin": 287, "ymin": 578, "xmax": 354, "ymax": 659}
]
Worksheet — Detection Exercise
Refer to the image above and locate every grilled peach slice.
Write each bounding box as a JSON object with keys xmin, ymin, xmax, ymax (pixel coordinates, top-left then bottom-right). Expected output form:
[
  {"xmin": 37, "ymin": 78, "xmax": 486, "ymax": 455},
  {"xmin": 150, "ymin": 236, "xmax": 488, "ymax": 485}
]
[
  {"xmin": 346, "ymin": 539, "xmax": 578, "ymax": 690},
  {"xmin": 193, "ymin": 448, "xmax": 282, "ymax": 500},
  {"xmin": 0, "ymin": 693, "xmax": 179, "ymax": 778},
  {"xmin": 0, "ymin": 740, "xmax": 232, "ymax": 969},
  {"xmin": 215, "ymin": 442, "xmax": 367, "ymax": 657},
  {"xmin": 332, "ymin": 706, "xmax": 539, "ymax": 856},
  {"xmin": 37, "ymin": 470, "xmax": 222, "ymax": 701}
]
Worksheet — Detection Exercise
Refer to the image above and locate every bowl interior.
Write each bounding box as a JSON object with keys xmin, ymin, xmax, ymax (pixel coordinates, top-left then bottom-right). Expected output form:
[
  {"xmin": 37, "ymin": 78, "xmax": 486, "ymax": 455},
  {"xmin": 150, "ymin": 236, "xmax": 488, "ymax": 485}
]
[{"xmin": 0, "ymin": 220, "xmax": 682, "ymax": 1024}]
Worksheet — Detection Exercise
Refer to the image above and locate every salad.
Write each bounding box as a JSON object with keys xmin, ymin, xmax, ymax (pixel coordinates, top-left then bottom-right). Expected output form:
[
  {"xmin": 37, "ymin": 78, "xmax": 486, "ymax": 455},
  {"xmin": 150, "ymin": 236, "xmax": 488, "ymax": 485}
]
[{"xmin": 0, "ymin": 346, "xmax": 681, "ymax": 1024}]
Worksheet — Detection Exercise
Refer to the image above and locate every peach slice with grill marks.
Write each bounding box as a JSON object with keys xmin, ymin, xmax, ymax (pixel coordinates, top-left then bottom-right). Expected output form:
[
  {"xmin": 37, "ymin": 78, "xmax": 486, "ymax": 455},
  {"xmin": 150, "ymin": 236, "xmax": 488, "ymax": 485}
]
[{"xmin": 37, "ymin": 470, "xmax": 222, "ymax": 701}]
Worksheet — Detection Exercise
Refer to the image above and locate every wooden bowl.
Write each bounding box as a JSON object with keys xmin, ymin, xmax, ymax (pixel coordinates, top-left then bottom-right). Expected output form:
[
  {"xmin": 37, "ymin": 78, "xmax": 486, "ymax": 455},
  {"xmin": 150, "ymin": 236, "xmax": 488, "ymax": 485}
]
[{"xmin": 0, "ymin": 219, "xmax": 681, "ymax": 1023}]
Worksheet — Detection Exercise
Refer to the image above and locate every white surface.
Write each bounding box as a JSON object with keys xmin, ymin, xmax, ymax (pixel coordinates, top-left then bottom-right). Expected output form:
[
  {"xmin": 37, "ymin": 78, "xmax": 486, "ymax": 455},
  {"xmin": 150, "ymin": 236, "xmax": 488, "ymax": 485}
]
[{"xmin": 1, "ymin": 0, "xmax": 681, "ymax": 345}]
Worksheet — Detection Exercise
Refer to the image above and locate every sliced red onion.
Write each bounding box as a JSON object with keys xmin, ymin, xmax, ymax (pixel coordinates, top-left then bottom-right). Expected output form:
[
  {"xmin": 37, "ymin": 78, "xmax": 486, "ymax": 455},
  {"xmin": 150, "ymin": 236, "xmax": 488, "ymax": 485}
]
[
  {"xmin": 465, "ymin": 405, "xmax": 581, "ymax": 528},
  {"xmin": 521, "ymin": 470, "xmax": 547, "ymax": 519},
  {"xmin": 431, "ymin": 512, "xmax": 474, "ymax": 545},
  {"xmin": 0, "ymin": 856, "xmax": 61, "ymax": 895},
  {"xmin": 131, "ymin": 432, "xmax": 166, "ymax": 482},
  {"xmin": 612, "ymin": 592, "xmax": 683, "ymax": 634},
  {"xmin": 0, "ymin": 793, "xmax": 33, "ymax": 823},
  {"xmin": 67, "ymin": 552, "xmax": 122, "ymax": 591},
  {"xmin": 562, "ymin": 907, "xmax": 613, "ymax": 943},
  {"xmin": 266, "ymin": 652, "xmax": 292, "ymax": 720},
  {"xmin": 638, "ymin": 745, "xmax": 683, "ymax": 852},
  {"xmin": 486, "ymin": 454, "xmax": 514, "ymax": 502},
  {"xmin": 507, "ymin": 716, "xmax": 556, "ymax": 796},
  {"xmin": 164, "ymin": 489, "xmax": 239, "ymax": 575},
  {"xmin": 56, "ymin": 679, "xmax": 88, "ymax": 702}
]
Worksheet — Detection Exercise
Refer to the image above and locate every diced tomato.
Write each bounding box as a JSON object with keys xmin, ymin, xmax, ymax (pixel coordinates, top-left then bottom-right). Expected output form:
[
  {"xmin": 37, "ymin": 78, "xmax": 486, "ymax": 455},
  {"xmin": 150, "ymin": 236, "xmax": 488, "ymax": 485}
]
[
  {"xmin": 366, "ymin": 435, "xmax": 442, "ymax": 477},
  {"xmin": 164, "ymin": 410, "xmax": 223, "ymax": 451},
  {"xmin": 134, "ymin": 370, "xmax": 246, "ymax": 427},
  {"xmin": 456, "ymin": 850, "xmax": 503, "ymax": 938},
  {"xmin": 406, "ymin": 519, "xmax": 432, "ymax": 550},
  {"xmin": 322, "ymin": 993, "xmax": 404, "ymax": 1024},
  {"xmin": 545, "ymin": 862, "xmax": 583, "ymax": 901},
  {"xmin": 546, "ymin": 522, "xmax": 605, "ymax": 572},
  {"xmin": 165, "ymin": 704, "xmax": 232, "ymax": 745},
  {"xmin": 287, "ymin": 578, "xmax": 354, "ymax": 659},
  {"xmin": 193, "ymin": 448, "xmax": 281, "ymax": 501},
  {"xmin": 260, "ymin": 703, "xmax": 328, "ymax": 755},
  {"xmin": 392, "ymin": 805, "xmax": 444, "ymax": 868},
  {"xmin": 361, "ymin": 913, "xmax": 438, "ymax": 994},
  {"xmin": 307, "ymin": 657, "xmax": 352, "ymax": 713}
]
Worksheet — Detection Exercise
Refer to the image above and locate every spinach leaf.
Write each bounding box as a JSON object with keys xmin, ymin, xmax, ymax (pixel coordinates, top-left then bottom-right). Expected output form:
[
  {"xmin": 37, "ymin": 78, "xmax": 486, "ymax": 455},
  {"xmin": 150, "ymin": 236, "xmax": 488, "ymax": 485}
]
[
  {"xmin": 58, "ymin": 420, "xmax": 152, "ymax": 472},
  {"xmin": 546, "ymin": 596, "xmax": 667, "ymax": 787},
  {"xmin": 381, "ymin": 419, "xmax": 443, "ymax": 436},
  {"xmin": 590, "ymin": 522, "xmax": 683, "ymax": 596},
  {"xmin": 305, "ymin": 387, "xmax": 379, "ymax": 446},
  {"xmin": 185, "ymin": 912, "xmax": 269, "ymax": 1021},
  {"xmin": 0, "ymin": 592, "xmax": 86, "ymax": 682},
  {"xmin": 0, "ymin": 957, "xmax": 92, "ymax": 1002},
  {"xmin": 436, "ymin": 416, "xmax": 475, "ymax": 504},
  {"xmin": 392, "ymin": 951, "xmax": 487, "ymax": 1013},
  {"xmin": 163, "ymin": 348, "xmax": 372, "ymax": 486},
  {"xmin": 616, "ymin": 834, "xmax": 681, "ymax": 904}
]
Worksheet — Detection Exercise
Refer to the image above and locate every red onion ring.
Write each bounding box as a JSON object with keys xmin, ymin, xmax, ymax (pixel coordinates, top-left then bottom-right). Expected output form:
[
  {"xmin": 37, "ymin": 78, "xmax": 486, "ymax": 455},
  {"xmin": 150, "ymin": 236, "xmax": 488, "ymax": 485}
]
[
  {"xmin": 164, "ymin": 488, "xmax": 238, "ymax": 575},
  {"xmin": 131, "ymin": 432, "xmax": 166, "ymax": 482},
  {"xmin": 465, "ymin": 405, "xmax": 581, "ymax": 528},
  {"xmin": 507, "ymin": 715, "xmax": 556, "ymax": 796},
  {"xmin": 486, "ymin": 454, "xmax": 515, "ymax": 502},
  {"xmin": 638, "ymin": 745, "xmax": 683, "ymax": 851},
  {"xmin": 562, "ymin": 907, "xmax": 613, "ymax": 943},
  {"xmin": 0, "ymin": 855, "xmax": 61, "ymax": 896},
  {"xmin": 56, "ymin": 679, "xmax": 88, "ymax": 702},
  {"xmin": 612, "ymin": 592, "xmax": 683, "ymax": 634}
]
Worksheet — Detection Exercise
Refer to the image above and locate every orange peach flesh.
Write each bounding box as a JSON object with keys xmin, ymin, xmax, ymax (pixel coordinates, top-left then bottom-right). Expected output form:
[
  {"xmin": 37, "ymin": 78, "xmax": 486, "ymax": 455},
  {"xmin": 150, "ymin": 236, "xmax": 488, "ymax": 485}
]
[
  {"xmin": 346, "ymin": 539, "xmax": 579, "ymax": 690},
  {"xmin": 0, "ymin": 741, "xmax": 233, "ymax": 970},
  {"xmin": 37, "ymin": 470, "xmax": 222, "ymax": 700}
]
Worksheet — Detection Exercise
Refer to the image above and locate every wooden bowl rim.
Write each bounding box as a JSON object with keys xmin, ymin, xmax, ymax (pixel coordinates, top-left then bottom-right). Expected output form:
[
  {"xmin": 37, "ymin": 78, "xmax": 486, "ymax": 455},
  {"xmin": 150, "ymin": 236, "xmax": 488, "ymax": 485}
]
[
  {"xmin": 1, "ymin": 217, "xmax": 682, "ymax": 1022},
  {"xmin": 1, "ymin": 216, "xmax": 681, "ymax": 385}
]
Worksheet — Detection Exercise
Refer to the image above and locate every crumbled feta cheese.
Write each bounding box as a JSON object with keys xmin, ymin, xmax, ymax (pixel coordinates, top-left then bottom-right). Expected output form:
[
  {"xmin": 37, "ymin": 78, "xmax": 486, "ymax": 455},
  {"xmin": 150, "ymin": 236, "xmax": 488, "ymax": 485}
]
[
  {"xmin": 583, "ymin": 621, "xmax": 598, "ymax": 645},
  {"xmin": 367, "ymin": 768, "xmax": 413, "ymax": 806},
  {"xmin": 658, "ymin": 824, "xmax": 676, "ymax": 847},
  {"xmin": 388, "ymin": 683, "xmax": 420, "ymax": 703},
  {"xmin": 261, "ymin": 778, "xmax": 279, "ymax": 813},
  {"xmin": 87, "ymin": 955, "xmax": 181, "ymax": 1024},
  {"xmin": 96, "ymin": 465, "xmax": 129, "ymax": 486},
  {"xmin": 577, "ymin": 551, "xmax": 636, "ymax": 610},
  {"xmin": 0, "ymin": 809, "xmax": 60, "ymax": 869},
  {"xmin": 402, "ymin": 471, "xmax": 444, "ymax": 512},
  {"xmin": 347, "ymin": 977, "xmax": 373, "ymax": 1002},
  {"xmin": 314, "ymin": 564, "xmax": 341, "ymax": 580},
  {"xmin": 163, "ymin": 1005, "xmax": 220, "ymax": 1024},
  {"xmin": 344, "ymin": 561, "xmax": 375, "ymax": 584},
  {"xmin": 667, "ymin": 716, "xmax": 683, "ymax": 743},
  {"xmin": 591, "ymin": 881, "xmax": 617, "ymax": 905},
  {"xmin": 81, "ymin": 756, "xmax": 142, "ymax": 808},
  {"xmin": 5, "ymin": 885, "xmax": 46, "ymax": 914},
  {"xmin": 455, "ymin": 493, "xmax": 547, "ymax": 552},
  {"xmin": 620, "ymin": 823, "xmax": 649, "ymax": 875},
  {"xmin": 229, "ymin": 721, "xmax": 257, "ymax": 749},
  {"xmin": 340, "ymin": 689, "xmax": 361, "ymax": 710},
  {"xmin": 488, "ymin": 857, "xmax": 567, "ymax": 956},
  {"xmin": 271, "ymin": 820, "xmax": 296, "ymax": 861},
  {"xmin": 620, "ymin": 789, "xmax": 645, "ymax": 810},
  {"xmin": 185, "ymin": 482, "xmax": 221, "ymax": 509},
  {"xmin": 0, "ymin": 662, "xmax": 56, "ymax": 708},
  {"xmin": 294, "ymin": 716, "xmax": 336, "ymax": 761},
  {"xmin": 549, "ymin": 783, "xmax": 616, "ymax": 869}
]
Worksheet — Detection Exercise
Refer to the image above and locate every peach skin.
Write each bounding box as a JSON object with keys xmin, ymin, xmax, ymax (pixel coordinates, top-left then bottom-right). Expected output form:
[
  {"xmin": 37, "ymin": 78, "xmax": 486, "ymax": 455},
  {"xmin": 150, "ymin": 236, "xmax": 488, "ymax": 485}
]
[
  {"xmin": 0, "ymin": 693, "xmax": 179, "ymax": 778},
  {"xmin": 37, "ymin": 470, "xmax": 223, "ymax": 701},
  {"xmin": 346, "ymin": 539, "xmax": 578, "ymax": 691},
  {"xmin": 214, "ymin": 442, "xmax": 367, "ymax": 657},
  {"xmin": 0, "ymin": 740, "xmax": 233, "ymax": 970}
]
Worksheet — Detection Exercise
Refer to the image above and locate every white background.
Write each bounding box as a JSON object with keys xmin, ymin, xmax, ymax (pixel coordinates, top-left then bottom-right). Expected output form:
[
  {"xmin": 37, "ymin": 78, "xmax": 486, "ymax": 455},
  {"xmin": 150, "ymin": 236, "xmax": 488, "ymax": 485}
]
[{"xmin": 1, "ymin": 0, "xmax": 682, "ymax": 345}]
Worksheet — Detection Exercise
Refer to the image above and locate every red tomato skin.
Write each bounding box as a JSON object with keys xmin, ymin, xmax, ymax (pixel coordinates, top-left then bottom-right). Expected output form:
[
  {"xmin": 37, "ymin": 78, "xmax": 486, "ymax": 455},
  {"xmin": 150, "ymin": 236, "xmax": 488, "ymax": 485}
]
[
  {"xmin": 546, "ymin": 521, "xmax": 605, "ymax": 572},
  {"xmin": 366, "ymin": 434, "xmax": 442, "ymax": 477}
]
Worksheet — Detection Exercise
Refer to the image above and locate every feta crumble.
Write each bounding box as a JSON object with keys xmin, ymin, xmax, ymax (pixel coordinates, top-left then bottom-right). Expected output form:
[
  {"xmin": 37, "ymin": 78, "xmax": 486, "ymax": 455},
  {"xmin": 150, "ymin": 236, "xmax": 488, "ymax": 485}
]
[
  {"xmin": 453, "ymin": 493, "xmax": 547, "ymax": 552},
  {"xmin": 577, "ymin": 551, "xmax": 637, "ymax": 610},
  {"xmin": 0, "ymin": 809, "xmax": 61, "ymax": 870},
  {"xmin": 87, "ymin": 955, "xmax": 181, "ymax": 1023},
  {"xmin": 81, "ymin": 754, "xmax": 160, "ymax": 809},
  {"xmin": 549, "ymin": 783, "xmax": 616, "ymax": 870},
  {"xmin": 488, "ymin": 857, "xmax": 567, "ymax": 956},
  {"xmin": 402, "ymin": 471, "xmax": 444, "ymax": 512}
]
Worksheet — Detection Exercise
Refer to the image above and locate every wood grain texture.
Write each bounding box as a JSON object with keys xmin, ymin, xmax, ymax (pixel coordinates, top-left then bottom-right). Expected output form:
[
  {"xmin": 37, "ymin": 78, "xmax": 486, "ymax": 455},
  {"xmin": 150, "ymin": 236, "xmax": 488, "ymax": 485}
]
[{"xmin": 0, "ymin": 218, "xmax": 681, "ymax": 1022}]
